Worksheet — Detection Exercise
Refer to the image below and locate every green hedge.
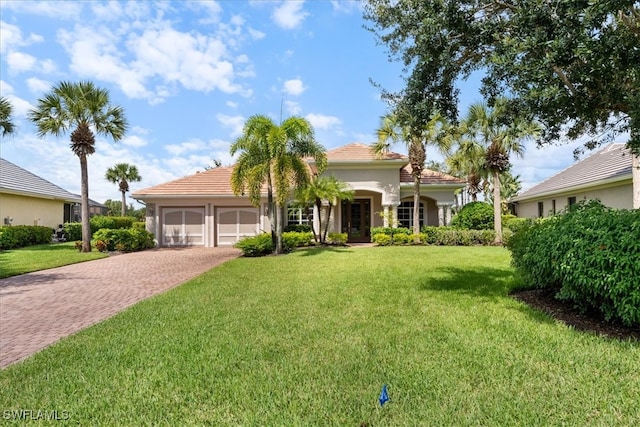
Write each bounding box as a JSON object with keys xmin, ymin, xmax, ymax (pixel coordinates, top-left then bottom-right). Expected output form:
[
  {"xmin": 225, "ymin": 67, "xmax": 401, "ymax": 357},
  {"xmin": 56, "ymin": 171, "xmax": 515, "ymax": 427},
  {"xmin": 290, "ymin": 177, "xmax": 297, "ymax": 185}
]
[
  {"xmin": 507, "ymin": 200, "xmax": 640, "ymax": 327},
  {"xmin": 283, "ymin": 224, "xmax": 312, "ymax": 233},
  {"xmin": 371, "ymin": 227, "xmax": 505, "ymax": 246},
  {"xmin": 0, "ymin": 226, "xmax": 53, "ymax": 250},
  {"xmin": 64, "ymin": 216, "xmax": 137, "ymax": 241},
  {"xmin": 451, "ymin": 202, "xmax": 494, "ymax": 230},
  {"xmin": 92, "ymin": 228, "xmax": 155, "ymax": 252}
]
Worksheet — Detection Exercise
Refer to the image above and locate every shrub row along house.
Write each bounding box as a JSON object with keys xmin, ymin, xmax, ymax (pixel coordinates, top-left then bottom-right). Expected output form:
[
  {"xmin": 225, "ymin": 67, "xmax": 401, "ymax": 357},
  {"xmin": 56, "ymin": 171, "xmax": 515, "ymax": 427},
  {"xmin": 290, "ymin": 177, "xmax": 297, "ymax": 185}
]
[
  {"xmin": 133, "ymin": 143, "xmax": 466, "ymax": 247},
  {"xmin": 512, "ymin": 143, "xmax": 634, "ymax": 218}
]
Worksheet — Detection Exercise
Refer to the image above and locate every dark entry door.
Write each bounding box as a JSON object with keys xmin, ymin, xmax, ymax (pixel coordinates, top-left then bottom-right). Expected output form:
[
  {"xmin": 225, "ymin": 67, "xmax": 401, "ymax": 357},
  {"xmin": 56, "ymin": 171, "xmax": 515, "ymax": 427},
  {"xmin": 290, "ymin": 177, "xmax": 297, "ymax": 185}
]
[{"xmin": 341, "ymin": 199, "xmax": 371, "ymax": 243}]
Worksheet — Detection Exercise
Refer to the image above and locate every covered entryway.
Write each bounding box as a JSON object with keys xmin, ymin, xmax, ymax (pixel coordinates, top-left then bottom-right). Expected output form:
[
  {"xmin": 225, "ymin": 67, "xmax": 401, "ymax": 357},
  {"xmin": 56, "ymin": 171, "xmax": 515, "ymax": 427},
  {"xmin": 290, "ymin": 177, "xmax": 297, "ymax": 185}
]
[
  {"xmin": 217, "ymin": 207, "xmax": 260, "ymax": 246},
  {"xmin": 341, "ymin": 199, "xmax": 371, "ymax": 243},
  {"xmin": 162, "ymin": 207, "xmax": 205, "ymax": 246}
]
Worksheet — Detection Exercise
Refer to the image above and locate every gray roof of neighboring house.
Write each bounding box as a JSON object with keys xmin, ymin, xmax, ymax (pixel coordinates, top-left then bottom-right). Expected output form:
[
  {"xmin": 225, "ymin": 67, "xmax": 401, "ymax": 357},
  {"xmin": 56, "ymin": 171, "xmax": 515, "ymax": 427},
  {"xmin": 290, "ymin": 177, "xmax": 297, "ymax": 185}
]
[
  {"xmin": 513, "ymin": 143, "xmax": 632, "ymax": 201},
  {"xmin": 0, "ymin": 157, "xmax": 80, "ymax": 203}
]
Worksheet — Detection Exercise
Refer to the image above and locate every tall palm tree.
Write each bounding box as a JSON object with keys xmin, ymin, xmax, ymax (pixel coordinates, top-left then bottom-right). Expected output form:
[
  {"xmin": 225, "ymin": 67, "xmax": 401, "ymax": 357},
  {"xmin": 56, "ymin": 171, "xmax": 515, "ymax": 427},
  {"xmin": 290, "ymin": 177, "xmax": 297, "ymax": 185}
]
[
  {"xmin": 105, "ymin": 163, "xmax": 142, "ymax": 216},
  {"xmin": 230, "ymin": 115, "xmax": 326, "ymax": 254},
  {"xmin": 373, "ymin": 112, "xmax": 451, "ymax": 236},
  {"xmin": 464, "ymin": 99, "xmax": 540, "ymax": 244},
  {"xmin": 29, "ymin": 81, "xmax": 128, "ymax": 252},
  {"xmin": 294, "ymin": 175, "xmax": 354, "ymax": 244},
  {"xmin": 0, "ymin": 96, "xmax": 15, "ymax": 136}
]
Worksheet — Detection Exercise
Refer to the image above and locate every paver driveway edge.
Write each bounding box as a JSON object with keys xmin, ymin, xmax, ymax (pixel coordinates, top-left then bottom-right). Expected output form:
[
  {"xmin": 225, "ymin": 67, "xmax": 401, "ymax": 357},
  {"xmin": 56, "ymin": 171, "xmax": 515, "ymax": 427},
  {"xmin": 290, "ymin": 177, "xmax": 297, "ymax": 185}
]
[{"xmin": 0, "ymin": 247, "xmax": 240, "ymax": 369}]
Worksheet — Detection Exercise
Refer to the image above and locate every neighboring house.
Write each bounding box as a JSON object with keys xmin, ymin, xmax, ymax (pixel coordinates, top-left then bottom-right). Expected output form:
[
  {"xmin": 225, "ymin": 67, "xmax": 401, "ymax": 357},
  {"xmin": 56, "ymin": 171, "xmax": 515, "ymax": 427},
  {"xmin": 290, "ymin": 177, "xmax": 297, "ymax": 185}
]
[
  {"xmin": 72, "ymin": 198, "xmax": 108, "ymax": 219},
  {"xmin": 512, "ymin": 143, "xmax": 633, "ymax": 218},
  {"xmin": 133, "ymin": 143, "xmax": 466, "ymax": 247},
  {"xmin": 0, "ymin": 157, "xmax": 80, "ymax": 228}
]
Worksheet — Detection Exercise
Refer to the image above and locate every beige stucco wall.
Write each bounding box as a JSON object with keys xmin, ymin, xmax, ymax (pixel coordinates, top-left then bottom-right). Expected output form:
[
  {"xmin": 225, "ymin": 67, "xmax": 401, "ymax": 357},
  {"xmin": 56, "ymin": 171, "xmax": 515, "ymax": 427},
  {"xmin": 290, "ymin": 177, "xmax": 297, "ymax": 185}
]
[
  {"xmin": 323, "ymin": 167, "xmax": 401, "ymax": 205},
  {"xmin": 515, "ymin": 182, "xmax": 633, "ymax": 218},
  {"xmin": 0, "ymin": 193, "xmax": 65, "ymax": 228}
]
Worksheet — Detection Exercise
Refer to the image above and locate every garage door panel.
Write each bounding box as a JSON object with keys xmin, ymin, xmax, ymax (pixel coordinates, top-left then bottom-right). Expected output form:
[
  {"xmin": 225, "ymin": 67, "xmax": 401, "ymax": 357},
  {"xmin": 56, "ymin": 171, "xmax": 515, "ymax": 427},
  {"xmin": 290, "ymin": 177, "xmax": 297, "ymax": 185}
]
[
  {"xmin": 217, "ymin": 208, "xmax": 259, "ymax": 245},
  {"xmin": 162, "ymin": 207, "xmax": 204, "ymax": 246}
]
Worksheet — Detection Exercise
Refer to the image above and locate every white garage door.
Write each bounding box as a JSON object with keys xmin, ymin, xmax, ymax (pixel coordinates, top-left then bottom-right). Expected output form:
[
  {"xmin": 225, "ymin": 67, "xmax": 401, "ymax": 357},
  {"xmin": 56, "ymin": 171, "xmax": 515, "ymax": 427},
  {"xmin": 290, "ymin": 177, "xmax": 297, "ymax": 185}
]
[
  {"xmin": 217, "ymin": 207, "xmax": 259, "ymax": 246},
  {"xmin": 162, "ymin": 207, "xmax": 205, "ymax": 246}
]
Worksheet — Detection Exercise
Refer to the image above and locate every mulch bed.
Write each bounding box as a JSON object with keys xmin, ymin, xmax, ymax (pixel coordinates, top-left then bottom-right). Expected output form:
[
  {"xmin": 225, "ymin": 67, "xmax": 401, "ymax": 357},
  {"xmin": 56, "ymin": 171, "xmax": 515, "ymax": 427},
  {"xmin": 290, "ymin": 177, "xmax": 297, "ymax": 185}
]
[{"xmin": 511, "ymin": 287, "xmax": 640, "ymax": 341}]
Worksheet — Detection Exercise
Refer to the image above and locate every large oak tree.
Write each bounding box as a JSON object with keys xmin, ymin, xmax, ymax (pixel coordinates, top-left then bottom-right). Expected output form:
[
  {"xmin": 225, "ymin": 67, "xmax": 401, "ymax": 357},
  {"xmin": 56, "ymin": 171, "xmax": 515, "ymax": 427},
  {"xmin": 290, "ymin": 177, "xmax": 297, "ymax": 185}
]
[{"xmin": 364, "ymin": 1, "xmax": 640, "ymax": 207}]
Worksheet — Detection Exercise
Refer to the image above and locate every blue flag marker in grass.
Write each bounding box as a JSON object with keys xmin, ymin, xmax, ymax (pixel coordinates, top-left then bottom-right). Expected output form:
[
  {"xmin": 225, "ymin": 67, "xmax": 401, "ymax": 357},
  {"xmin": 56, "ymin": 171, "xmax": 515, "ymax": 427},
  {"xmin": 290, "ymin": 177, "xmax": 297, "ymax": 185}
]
[{"xmin": 379, "ymin": 384, "xmax": 389, "ymax": 406}]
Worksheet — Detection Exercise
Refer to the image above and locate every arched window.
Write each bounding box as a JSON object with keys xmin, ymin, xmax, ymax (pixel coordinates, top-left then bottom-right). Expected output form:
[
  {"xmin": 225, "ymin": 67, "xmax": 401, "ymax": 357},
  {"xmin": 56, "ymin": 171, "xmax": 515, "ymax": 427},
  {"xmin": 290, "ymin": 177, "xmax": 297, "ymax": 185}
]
[{"xmin": 397, "ymin": 201, "xmax": 424, "ymax": 228}]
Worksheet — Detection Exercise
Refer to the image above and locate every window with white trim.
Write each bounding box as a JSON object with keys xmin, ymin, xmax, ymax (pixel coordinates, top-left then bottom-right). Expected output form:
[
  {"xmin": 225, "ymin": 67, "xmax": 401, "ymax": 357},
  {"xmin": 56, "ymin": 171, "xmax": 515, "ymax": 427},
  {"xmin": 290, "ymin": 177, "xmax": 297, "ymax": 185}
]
[
  {"xmin": 287, "ymin": 207, "xmax": 313, "ymax": 226},
  {"xmin": 397, "ymin": 201, "xmax": 424, "ymax": 228}
]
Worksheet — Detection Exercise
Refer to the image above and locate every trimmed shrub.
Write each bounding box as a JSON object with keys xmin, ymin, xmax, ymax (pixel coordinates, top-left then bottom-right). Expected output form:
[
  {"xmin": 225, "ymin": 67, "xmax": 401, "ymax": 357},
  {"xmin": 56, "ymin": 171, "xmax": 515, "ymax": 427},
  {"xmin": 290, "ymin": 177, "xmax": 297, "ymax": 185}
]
[
  {"xmin": 421, "ymin": 226, "xmax": 497, "ymax": 246},
  {"xmin": 234, "ymin": 233, "xmax": 273, "ymax": 257},
  {"xmin": 372, "ymin": 233, "xmax": 392, "ymax": 246},
  {"xmin": 507, "ymin": 200, "xmax": 640, "ymax": 327},
  {"xmin": 451, "ymin": 202, "xmax": 494, "ymax": 230},
  {"xmin": 91, "ymin": 228, "xmax": 155, "ymax": 252},
  {"xmin": 64, "ymin": 223, "xmax": 82, "ymax": 241},
  {"xmin": 282, "ymin": 231, "xmax": 314, "ymax": 249},
  {"xmin": 392, "ymin": 233, "xmax": 411, "ymax": 245},
  {"xmin": 328, "ymin": 232, "xmax": 348, "ymax": 245},
  {"xmin": 0, "ymin": 225, "xmax": 53, "ymax": 250},
  {"xmin": 90, "ymin": 216, "xmax": 135, "ymax": 233},
  {"xmin": 503, "ymin": 217, "xmax": 533, "ymax": 234}
]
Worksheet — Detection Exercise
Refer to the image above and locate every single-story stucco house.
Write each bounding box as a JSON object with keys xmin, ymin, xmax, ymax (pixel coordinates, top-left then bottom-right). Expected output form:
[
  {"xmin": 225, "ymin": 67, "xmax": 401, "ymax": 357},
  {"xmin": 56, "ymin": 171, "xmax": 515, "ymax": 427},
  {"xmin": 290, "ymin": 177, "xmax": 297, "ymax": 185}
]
[
  {"xmin": 0, "ymin": 157, "xmax": 81, "ymax": 228},
  {"xmin": 133, "ymin": 143, "xmax": 466, "ymax": 247},
  {"xmin": 512, "ymin": 143, "xmax": 634, "ymax": 218}
]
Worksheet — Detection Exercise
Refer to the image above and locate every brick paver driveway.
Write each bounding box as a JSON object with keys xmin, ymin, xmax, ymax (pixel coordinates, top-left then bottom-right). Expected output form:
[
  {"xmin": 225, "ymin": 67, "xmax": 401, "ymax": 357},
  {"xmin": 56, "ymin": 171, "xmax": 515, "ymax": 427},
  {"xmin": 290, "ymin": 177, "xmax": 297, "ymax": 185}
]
[{"xmin": 0, "ymin": 247, "xmax": 240, "ymax": 369}]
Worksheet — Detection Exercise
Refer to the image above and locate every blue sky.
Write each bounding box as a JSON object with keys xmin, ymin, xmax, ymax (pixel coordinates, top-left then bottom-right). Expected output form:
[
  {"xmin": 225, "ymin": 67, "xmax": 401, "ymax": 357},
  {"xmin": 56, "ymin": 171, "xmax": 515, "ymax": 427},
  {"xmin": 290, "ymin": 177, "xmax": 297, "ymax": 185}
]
[{"xmin": 0, "ymin": 0, "xmax": 585, "ymax": 206}]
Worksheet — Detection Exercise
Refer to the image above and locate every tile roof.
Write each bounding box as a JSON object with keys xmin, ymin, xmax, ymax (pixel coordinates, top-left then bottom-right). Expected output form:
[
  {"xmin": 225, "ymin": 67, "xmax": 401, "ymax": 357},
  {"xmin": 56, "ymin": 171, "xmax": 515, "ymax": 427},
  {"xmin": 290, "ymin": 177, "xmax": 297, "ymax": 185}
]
[
  {"xmin": 513, "ymin": 143, "xmax": 632, "ymax": 201},
  {"xmin": 325, "ymin": 143, "xmax": 407, "ymax": 162},
  {"xmin": 133, "ymin": 166, "xmax": 255, "ymax": 197},
  {"xmin": 400, "ymin": 164, "xmax": 466, "ymax": 185},
  {"xmin": 0, "ymin": 157, "xmax": 80, "ymax": 202}
]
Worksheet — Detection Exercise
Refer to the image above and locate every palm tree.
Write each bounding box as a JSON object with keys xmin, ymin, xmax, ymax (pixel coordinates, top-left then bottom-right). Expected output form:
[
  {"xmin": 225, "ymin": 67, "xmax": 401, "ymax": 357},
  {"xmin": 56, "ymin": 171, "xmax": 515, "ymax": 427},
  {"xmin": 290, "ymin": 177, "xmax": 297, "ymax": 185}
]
[
  {"xmin": 464, "ymin": 99, "xmax": 540, "ymax": 244},
  {"xmin": 29, "ymin": 81, "xmax": 128, "ymax": 252},
  {"xmin": 446, "ymin": 133, "xmax": 489, "ymax": 203},
  {"xmin": 294, "ymin": 175, "xmax": 354, "ymax": 244},
  {"xmin": 230, "ymin": 115, "xmax": 326, "ymax": 254},
  {"xmin": 373, "ymin": 112, "xmax": 451, "ymax": 236},
  {"xmin": 0, "ymin": 96, "xmax": 15, "ymax": 136},
  {"xmin": 105, "ymin": 163, "xmax": 142, "ymax": 216}
]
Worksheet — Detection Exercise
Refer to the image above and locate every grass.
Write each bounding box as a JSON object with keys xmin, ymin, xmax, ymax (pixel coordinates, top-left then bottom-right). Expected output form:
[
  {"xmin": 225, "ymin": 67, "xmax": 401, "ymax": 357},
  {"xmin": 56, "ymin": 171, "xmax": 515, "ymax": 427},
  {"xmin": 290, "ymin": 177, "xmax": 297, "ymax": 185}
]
[
  {"xmin": 1, "ymin": 246, "xmax": 639, "ymax": 425},
  {"xmin": 0, "ymin": 242, "xmax": 108, "ymax": 279}
]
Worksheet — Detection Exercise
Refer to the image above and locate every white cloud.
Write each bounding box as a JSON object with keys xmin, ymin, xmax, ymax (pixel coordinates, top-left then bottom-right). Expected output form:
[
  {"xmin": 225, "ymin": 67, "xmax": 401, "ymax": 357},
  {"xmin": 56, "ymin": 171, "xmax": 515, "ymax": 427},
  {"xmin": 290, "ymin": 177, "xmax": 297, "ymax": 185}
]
[
  {"xmin": 121, "ymin": 135, "xmax": 148, "ymax": 148},
  {"xmin": 272, "ymin": 1, "xmax": 309, "ymax": 30},
  {"xmin": 283, "ymin": 78, "xmax": 305, "ymax": 96},
  {"xmin": 91, "ymin": 1, "xmax": 124, "ymax": 21},
  {"xmin": 248, "ymin": 27, "xmax": 266, "ymax": 40},
  {"xmin": 305, "ymin": 113, "xmax": 342, "ymax": 130},
  {"xmin": 330, "ymin": 0, "xmax": 362, "ymax": 14},
  {"xmin": 26, "ymin": 77, "xmax": 51, "ymax": 94},
  {"xmin": 0, "ymin": 21, "xmax": 42, "ymax": 54},
  {"xmin": 226, "ymin": 101, "xmax": 239, "ymax": 109},
  {"xmin": 285, "ymin": 100, "xmax": 302, "ymax": 115},
  {"xmin": 217, "ymin": 114, "xmax": 246, "ymax": 138},
  {"xmin": 164, "ymin": 138, "xmax": 209, "ymax": 156},
  {"xmin": 0, "ymin": 1, "xmax": 82, "ymax": 19},
  {"xmin": 6, "ymin": 51, "xmax": 37, "ymax": 73}
]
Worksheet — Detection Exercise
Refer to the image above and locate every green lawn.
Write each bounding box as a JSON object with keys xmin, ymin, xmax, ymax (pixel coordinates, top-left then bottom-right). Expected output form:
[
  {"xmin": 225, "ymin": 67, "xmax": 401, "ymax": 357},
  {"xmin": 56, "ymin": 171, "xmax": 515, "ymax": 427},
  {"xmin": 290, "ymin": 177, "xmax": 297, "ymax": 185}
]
[
  {"xmin": 0, "ymin": 242, "xmax": 107, "ymax": 278},
  {"xmin": 1, "ymin": 246, "xmax": 638, "ymax": 425}
]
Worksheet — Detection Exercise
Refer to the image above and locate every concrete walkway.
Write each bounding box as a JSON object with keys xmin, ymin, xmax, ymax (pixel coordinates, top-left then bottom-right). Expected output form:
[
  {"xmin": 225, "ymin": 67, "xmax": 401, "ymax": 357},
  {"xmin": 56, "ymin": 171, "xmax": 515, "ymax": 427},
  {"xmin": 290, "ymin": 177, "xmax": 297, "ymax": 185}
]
[{"xmin": 0, "ymin": 247, "xmax": 240, "ymax": 369}]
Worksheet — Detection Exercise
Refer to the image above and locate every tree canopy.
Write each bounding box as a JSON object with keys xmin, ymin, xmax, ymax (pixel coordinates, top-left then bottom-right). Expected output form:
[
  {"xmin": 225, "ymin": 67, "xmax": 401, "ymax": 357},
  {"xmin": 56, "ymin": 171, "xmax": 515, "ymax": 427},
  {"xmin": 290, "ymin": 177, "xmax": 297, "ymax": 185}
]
[
  {"xmin": 364, "ymin": 1, "xmax": 640, "ymax": 154},
  {"xmin": 0, "ymin": 96, "xmax": 15, "ymax": 136}
]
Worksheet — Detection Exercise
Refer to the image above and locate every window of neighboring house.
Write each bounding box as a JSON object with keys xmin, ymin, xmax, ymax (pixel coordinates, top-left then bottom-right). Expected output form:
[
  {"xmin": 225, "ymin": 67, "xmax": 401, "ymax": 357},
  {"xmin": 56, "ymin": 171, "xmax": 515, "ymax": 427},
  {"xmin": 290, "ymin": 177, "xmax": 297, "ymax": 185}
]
[
  {"xmin": 287, "ymin": 207, "xmax": 313, "ymax": 226},
  {"xmin": 537, "ymin": 201, "xmax": 544, "ymax": 218},
  {"xmin": 552, "ymin": 199, "xmax": 556, "ymax": 215},
  {"xmin": 397, "ymin": 201, "xmax": 424, "ymax": 228},
  {"xmin": 568, "ymin": 196, "xmax": 577, "ymax": 207}
]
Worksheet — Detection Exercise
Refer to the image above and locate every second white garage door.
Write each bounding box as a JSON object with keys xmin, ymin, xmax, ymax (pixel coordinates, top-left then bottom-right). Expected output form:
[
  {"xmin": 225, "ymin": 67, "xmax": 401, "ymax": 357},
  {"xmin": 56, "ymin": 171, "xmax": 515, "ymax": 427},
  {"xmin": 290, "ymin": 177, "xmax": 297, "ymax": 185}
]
[{"xmin": 217, "ymin": 207, "xmax": 260, "ymax": 246}]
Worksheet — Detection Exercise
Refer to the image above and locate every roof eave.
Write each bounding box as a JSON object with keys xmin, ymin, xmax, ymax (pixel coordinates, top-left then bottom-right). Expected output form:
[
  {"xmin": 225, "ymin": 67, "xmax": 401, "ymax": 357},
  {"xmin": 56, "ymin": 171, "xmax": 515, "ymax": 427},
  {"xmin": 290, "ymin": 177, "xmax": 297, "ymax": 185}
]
[{"xmin": 512, "ymin": 174, "xmax": 632, "ymax": 202}]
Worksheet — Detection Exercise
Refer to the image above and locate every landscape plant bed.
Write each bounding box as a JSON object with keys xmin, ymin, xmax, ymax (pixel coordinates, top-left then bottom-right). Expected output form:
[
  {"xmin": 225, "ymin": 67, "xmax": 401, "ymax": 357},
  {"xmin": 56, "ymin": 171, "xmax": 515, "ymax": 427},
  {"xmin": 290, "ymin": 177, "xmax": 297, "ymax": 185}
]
[{"xmin": 512, "ymin": 287, "xmax": 640, "ymax": 341}]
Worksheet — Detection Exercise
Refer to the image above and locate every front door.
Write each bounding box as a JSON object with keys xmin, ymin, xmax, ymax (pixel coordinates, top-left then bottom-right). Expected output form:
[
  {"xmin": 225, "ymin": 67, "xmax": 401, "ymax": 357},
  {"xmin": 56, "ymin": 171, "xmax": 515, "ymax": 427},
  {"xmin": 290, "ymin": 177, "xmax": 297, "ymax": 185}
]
[{"xmin": 341, "ymin": 199, "xmax": 371, "ymax": 243}]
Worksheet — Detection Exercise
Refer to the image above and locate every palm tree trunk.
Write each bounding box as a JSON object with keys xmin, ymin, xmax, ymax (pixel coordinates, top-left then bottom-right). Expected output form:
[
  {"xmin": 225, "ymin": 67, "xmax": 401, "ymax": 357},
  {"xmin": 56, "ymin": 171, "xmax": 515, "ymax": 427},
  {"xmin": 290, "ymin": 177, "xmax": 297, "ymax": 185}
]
[
  {"xmin": 493, "ymin": 169, "xmax": 503, "ymax": 245},
  {"xmin": 79, "ymin": 154, "xmax": 92, "ymax": 252},
  {"xmin": 323, "ymin": 204, "xmax": 333, "ymax": 244},
  {"xmin": 121, "ymin": 190, "xmax": 127, "ymax": 217},
  {"xmin": 633, "ymin": 153, "xmax": 640, "ymax": 209},
  {"xmin": 413, "ymin": 175, "xmax": 421, "ymax": 240},
  {"xmin": 275, "ymin": 204, "xmax": 284, "ymax": 254}
]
